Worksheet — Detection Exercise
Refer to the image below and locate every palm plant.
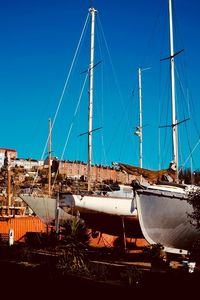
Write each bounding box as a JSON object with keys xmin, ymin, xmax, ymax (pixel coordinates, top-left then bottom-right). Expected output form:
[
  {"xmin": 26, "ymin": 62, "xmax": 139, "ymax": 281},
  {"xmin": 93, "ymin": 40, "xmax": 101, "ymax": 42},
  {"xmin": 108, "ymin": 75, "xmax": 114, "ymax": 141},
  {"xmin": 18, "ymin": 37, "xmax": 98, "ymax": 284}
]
[{"xmin": 57, "ymin": 217, "xmax": 90, "ymax": 275}]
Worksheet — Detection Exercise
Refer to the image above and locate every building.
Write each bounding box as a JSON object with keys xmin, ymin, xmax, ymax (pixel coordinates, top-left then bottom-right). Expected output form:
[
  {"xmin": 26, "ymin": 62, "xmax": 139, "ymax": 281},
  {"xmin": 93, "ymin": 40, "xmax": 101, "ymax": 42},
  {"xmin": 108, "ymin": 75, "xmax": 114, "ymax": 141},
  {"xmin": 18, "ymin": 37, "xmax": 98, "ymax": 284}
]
[
  {"xmin": 11, "ymin": 158, "xmax": 44, "ymax": 170},
  {"xmin": 0, "ymin": 148, "xmax": 43, "ymax": 170},
  {"xmin": 58, "ymin": 160, "xmax": 136, "ymax": 184},
  {"xmin": 0, "ymin": 147, "xmax": 136, "ymax": 184},
  {"xmin": 0, "ymin": 148, "xmax": 17, "ymax": 168}
]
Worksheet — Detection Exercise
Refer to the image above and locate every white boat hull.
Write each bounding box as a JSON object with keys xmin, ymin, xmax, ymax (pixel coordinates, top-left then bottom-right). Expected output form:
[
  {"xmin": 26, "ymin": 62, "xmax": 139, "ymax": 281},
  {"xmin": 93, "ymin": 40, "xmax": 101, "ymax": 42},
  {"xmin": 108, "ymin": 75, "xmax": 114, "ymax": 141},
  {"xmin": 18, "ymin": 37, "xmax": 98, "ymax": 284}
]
[
  {"xmin": 59, "ymin": 192, "xmax": 141, "ymax": 237},
  {"xmin": 60, "ymin": 193, "xmax": 137, "ymax": 217},
  {"xmin": 20, "ymin": 195, "xmax": 74, "ymax": 225},
  {"xmin": 135, "ymin": 184, "xmax": 200, "ymax": 254}
]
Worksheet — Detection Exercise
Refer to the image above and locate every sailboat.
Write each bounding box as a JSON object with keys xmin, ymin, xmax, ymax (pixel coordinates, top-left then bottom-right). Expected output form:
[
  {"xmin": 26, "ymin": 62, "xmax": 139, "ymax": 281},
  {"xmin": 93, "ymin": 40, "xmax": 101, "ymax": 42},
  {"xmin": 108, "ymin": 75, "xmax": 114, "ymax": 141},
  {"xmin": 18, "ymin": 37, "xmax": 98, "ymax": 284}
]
[
  {"xmin": 134, "ymin": 0, "xmax": 200, "ymax": 255},
  {"xmin": 20, "ymin": 6, "xmax": 141, "ymax": 244},
  {"xmin": 19, "ymin": 119, "xmax": 74, "ymax": 226}
]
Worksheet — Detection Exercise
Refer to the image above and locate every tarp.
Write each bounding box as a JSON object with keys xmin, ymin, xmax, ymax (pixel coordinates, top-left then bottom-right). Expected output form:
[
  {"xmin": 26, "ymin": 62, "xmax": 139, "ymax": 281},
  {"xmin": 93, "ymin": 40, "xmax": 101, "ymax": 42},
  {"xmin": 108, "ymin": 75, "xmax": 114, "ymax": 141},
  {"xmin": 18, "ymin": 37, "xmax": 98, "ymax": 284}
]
[{"xmin": 117, "ymin": 163, "xmax": 175, "ymax": 183}]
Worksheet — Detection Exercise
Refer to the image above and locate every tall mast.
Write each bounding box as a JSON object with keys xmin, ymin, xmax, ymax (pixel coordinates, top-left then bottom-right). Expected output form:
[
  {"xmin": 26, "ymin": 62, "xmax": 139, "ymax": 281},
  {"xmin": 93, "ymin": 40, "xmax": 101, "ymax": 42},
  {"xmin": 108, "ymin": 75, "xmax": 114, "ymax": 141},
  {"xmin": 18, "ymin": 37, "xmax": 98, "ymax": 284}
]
[
  {"xmin": 168, "ymin": 0, "xmax": 178, "ymax": 181},
  {"xmin": 48, "ymin": 118, "xmax": 52, "ymax": 196},
  {"xmin": 88, "ymin": 7, "xmax": 97, "ymax": 191},
  {"xmin": 135, "ymin": 67, "xmax": 143, "ymax": 169},
  {"xmin": 138, "ymin": 67, "xmax": 143, "ymax": 169},
  {"xmin": 135, "ymin": 67, "xmax": 150, "ymax": 169}
]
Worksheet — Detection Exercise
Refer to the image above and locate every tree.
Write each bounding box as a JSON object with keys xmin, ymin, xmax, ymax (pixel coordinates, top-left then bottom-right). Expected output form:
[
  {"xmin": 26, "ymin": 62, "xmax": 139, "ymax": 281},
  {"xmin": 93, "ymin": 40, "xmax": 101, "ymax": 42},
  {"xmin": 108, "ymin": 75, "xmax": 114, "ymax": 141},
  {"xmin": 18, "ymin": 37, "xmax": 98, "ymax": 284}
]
[{"xmin": 187, "ymin": 190, "xmax": 200, "ymax": 230}]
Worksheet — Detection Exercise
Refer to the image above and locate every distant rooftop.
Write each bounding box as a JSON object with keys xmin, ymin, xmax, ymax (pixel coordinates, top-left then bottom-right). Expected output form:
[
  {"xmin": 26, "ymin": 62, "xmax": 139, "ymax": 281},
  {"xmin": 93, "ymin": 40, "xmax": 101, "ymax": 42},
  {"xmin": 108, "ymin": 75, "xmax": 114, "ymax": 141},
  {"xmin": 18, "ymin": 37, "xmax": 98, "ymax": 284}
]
[{"xmin": 0, "ymin": 148, "xmax": 16, "ymax": 152}]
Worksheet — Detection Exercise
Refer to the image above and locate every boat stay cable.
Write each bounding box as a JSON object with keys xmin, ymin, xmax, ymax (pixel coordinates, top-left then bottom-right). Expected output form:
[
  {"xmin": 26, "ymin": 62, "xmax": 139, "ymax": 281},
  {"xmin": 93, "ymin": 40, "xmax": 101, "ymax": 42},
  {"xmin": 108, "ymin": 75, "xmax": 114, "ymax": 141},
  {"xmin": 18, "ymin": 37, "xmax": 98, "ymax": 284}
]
[
  {"xmin": 51, "ymin": 72, "xmax": 89, "ymax": 191},
  {"xmin": 97, "ymin": 16, "xmax": 133, "ymax": 161},
  {"xmin": 41, "ymin": 12, "xmax": 90, "ymax": 162},
  {"xmin": 33, "ymin": 13, "xmax": 90, "ymax": 185},
  {"xmin": 178, "ymin": 138, "xmax": 200, "ymax": 174}
]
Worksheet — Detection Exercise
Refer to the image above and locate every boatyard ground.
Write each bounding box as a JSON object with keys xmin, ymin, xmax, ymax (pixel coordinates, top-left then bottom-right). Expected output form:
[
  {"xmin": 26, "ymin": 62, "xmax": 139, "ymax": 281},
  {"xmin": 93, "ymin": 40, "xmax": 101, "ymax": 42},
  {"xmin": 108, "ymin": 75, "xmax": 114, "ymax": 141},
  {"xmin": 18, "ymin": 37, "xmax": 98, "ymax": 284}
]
[{"xmin": 0, "ymin": 244, "xmax": 199, "ymax": 299}]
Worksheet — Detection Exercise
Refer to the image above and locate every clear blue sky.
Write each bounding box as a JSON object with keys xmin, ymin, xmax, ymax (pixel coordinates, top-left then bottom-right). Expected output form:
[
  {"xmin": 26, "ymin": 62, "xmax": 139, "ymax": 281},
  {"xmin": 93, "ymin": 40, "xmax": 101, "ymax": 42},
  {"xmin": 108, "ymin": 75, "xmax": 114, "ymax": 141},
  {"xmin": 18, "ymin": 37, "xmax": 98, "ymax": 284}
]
[{"xmin": 1, "ymin": 0, "xmax": 200, "ymax": 171}]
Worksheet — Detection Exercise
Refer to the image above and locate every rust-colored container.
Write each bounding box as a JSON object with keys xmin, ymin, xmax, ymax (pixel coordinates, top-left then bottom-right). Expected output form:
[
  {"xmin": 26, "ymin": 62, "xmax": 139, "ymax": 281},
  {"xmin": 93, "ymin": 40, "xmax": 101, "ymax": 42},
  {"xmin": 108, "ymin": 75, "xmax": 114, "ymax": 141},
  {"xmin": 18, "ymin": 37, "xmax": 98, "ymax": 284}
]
[{"xmin": 0, "ymin": 216, "xmax": 47, "ymax": 242}]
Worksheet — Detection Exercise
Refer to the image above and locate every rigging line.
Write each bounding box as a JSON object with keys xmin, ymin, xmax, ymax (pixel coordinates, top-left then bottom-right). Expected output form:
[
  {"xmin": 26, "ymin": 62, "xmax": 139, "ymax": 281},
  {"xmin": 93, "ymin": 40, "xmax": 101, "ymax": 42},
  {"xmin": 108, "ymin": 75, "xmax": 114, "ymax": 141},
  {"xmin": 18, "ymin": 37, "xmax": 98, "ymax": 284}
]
[
  {"xmin": 100, "ymin": 132, "xmax": 107, "ymax": 165},
  {"xmin": 33, "ymin": 13, "xmax": 89, "ymax": 186},
  {"xmin": 106, "ymin": 98, "xmax": 132, "ymax": 161},
  {"xmin": 40, "ymin": 12, "xmax": 90, "ymax": 162},
  {"xmin": 141, "ymin": 0, "xmax": 164, "ymax": 67},
  {"xmin": 180, "ymin": 120, "xmax": 195, "ymax": 172},
  {"xmin": 98, "ymin": 17, "xmax": 137, "ymax": 163},
  {"xmin": 97, "ymin": 16, "xmax": 129, "ymax": 163},
  {"xmin": 158, "ymin": 4, "xmax": 171, "ymax": 167},
  {"xmin": 189, "ymin": 95, "xmax": 200, "ymax": 138},
  {"xmin": 160, "ymin": 79, "xmax": 170, "ymax": 167},
  {"xmin": 175, "ymin": 66, "xmax": 194, "ymax": 168},
  {"xmin": 94, "ymin": 22, "xmax": 107, "ymax": 165},
  {"xmin": 175, "ymin": 66, "xmax": 190, "ymax": 117},
  {"xmin": 158, "ymin": 127, "xmax": 161, "ymax": 170},
  {"xmin": 97, "ymin": 16, "xmax": 124, "ymax": 111},
  {"xmin": 178, "ymin": 138, "xmax": 200, "ymax": 174},
  {"xmin": 97, "ymin": 59, "xmax": 107, "ymax": 163},
  {"xmin": 52, "ymin": 73, "xmax": 88, "ymax": 190},
  {"xmin": 176, "ymin": 66, "xmax": 200, "ymax": 137},
  {"xmin": 118, "ymin": 118, "xmax": 130, "ymax": 162}
]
